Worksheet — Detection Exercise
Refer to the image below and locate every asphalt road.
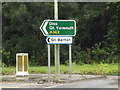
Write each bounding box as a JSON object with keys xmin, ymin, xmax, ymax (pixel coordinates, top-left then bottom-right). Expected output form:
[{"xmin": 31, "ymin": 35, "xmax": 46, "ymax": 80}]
[
  {"xmin": 1, "ymin": 77, "xmax": 119, "ymax": 88},
  {"xmin": 52, "ymin": 78, "xmax": 119, "ymax": 88}
]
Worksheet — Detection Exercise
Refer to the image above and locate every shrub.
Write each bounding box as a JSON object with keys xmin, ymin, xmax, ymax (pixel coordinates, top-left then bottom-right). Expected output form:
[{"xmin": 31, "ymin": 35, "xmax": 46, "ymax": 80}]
[{"xmin": 91, "ymin": 43, "xmax": 110, "ymax": 63}]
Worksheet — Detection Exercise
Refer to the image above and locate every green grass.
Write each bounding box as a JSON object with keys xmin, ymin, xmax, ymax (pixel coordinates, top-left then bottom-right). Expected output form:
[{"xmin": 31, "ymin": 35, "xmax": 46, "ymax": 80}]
[
  {"xmin": 72, "ymin": 63, "xmax": 118, "ymax": 75},
  {"xmin": 2, "ymin": 63, "xmax": 118, "ymax": 75}
]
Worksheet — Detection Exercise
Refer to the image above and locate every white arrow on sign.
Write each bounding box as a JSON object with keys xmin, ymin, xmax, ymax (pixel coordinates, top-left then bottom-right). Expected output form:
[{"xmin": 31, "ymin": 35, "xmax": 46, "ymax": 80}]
[
  {"xmin": 40, "ymin": 21, "xmax": 49, "ymax": 35},
  {"xmin": 43, "ymin": 21, "xmax": 48, "ymax": 35},
  {"xmin": 46, "ymin": 36, "xmax": 72, "ymax": 44}
]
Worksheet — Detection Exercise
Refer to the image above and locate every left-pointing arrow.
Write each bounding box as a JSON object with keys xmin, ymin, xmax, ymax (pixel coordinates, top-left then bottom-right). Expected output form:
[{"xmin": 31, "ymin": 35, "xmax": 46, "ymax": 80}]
[
  {"xmin": 48, "ymin": 37, "xmax": 50, "ymax": 43},
  {"xmin": 46, "ymin": 37, "xmax": 50, "ymax": 44},
  {"xmin": 43, "ymin": 21, "xmax": 48, "ymax": 35}
]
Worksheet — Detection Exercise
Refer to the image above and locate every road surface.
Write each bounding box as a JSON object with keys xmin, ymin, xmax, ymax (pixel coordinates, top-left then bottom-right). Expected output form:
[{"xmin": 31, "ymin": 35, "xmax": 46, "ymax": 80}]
[
  {"xmin": 1, "ymin": 76, "xmax": 119, "ymax": 88},
  {"xmin": 51, "ymin": 78, "xmax": 118, "ymax": 88}
]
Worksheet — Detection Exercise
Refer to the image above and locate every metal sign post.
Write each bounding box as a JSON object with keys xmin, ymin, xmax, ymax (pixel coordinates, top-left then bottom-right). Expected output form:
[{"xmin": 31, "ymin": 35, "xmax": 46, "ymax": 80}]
[
  {"xmin": 48, "ymin": 44, "xmax": 51, "ymax": 82},
  {"xmin": 54, "ymin": 0, "xmax": 60, "ymax": 78},
  {"xmin": 40, "ymin": 0, "xmax": 76, "ymax": 82},
  {"xmin": 69, "ymin": 44, "xmax": 72, "ymax": 76}
]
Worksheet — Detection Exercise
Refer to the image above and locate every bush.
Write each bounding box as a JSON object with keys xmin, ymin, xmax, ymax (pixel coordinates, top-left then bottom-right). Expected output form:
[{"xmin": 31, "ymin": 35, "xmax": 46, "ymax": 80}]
[
  {"xmin": 72, "ymin": 43, "xmax": 118, "ymax": 64},
  {"xmin": 65, "ymin": 60, "xmax": 69, "ymax": 66},
  {"xmin": 106, "ymin": 55, "xmax": 119, "ymax": 63},
  {"xmin": 91, "ymin": 43, "xmax": 110, "ymax": 63},
  {"xmin": 73, "ymin": 49, "xmax": 92, "ymax": 64},
  {"xmin": 77, "ymin": 61, "xmax": 85, "ymax": 65}
]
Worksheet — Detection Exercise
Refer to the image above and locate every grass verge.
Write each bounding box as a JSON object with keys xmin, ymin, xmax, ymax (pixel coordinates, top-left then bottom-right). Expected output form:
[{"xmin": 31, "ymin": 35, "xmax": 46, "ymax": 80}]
[{"xmin": 2, "ymin": 63, "xmax": 118, "ymax": 75}]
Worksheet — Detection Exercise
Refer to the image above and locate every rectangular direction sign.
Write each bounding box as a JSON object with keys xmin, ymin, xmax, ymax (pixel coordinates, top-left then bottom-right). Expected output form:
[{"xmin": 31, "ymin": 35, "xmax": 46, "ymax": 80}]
[
  {"xmin": 46, "ymin": 36, "xmax": 72, "ymax": 44},
  {"xmin": 40, "ymin": 20, "xmax": 76, "ymax": 36}
]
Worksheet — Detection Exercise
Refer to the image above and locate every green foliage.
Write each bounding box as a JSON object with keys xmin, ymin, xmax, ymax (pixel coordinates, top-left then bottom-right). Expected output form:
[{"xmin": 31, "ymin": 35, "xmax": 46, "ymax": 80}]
[
  {"xmin": 77, "ymin": 61, "xmax": 85, "ymax": 65},
  {"xmin": 106, "ymin": 54, "xmax": 119, "ymax": 63},
  {"xmin": 73, "ymin": 42, "xmax": 118, "ymax": 64},
  {"xmin": 91, "ymin": 43, "xmax": 110, "ymax": 63},
  {"xmin": 29, "ymin": 66, "xmax": 48, "ymax": 74},
  {"xmin": 103, "ymin": 2, "xmax": 119, "ymax": 56},
  {"xmin": 64, "ymin": 60, "xmax": 69, "ymax": 66},
  {"xmin": 60, "ymin": 65, "xmax": 69, "ymax": 74},
  {"xmin": 2, "ymin": 2, "xmax": 53, "ymax": 66},
  {"xmin": 2, "ymin": 2, "xmax": 119, "ymax": 66},
  {"xmin": 94, "ymin": 63, "xmax": 118, "ymax": 75},
  {"xmin": 2, "ymin": 63, "xmax": 118, "ymax": 75},
  {"xmin": 2, "ymin": 66, "xmax": 15, "ymax": 75},
  {"xmin": 74, "ymin": 51, "xmax": 91, "ymax": 64}
]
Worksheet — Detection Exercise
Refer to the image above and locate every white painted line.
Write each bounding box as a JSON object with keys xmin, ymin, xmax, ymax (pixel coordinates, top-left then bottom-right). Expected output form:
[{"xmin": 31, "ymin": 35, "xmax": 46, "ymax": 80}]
[{"xmin": 45, "ymin": 84, "xmax": 63, "ymax": 88}]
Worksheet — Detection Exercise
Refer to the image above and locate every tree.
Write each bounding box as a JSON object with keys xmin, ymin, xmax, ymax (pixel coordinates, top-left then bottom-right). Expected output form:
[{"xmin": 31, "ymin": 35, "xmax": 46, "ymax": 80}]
[
  {"xmin": 2, "ymin": 2, "xmax": 54, "ymax": 66},
  {"xmin": 2, "ymin": 2, "xmax": 119, "ymax": 66}
]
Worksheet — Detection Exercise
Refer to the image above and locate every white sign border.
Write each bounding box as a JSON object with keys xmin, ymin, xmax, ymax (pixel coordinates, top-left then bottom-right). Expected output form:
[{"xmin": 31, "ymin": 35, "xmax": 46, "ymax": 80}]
[
  {"xmin": 40, "ymin": 20, "xmax": 76, "ymax": 36},
  {"xmin": 46, "ymin": 36, "xmax": 73, "ymax": 44}
]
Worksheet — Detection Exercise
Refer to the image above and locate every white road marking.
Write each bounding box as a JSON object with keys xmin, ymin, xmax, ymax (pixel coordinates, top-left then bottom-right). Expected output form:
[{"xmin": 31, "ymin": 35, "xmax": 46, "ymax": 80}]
[{"xmin": 45, "ymin": 84, "xmax": 63, "ymax": 88}]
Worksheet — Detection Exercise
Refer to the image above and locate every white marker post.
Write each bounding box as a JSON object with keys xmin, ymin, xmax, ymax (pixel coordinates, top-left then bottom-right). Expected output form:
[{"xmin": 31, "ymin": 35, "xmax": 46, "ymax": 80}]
[{"xmin": 48, "ymin": 44, "xmax": 51, "ymax": 82}]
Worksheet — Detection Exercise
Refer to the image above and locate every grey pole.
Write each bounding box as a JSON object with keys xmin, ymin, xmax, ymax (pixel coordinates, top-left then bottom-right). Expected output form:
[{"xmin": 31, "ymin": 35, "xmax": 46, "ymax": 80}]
[
  {"xmin": 54, "ymin": 0, "xmax": 60, "ymax": 78},
  {"xmin": 69, "ymin": 44, "xmax": 72, "ymax": 76},
  {"xmin": 54, "ymin": 0, "xmax": 58, "ymax": 19},
  {"xmin": 48, "ymin": 44, "xmax": 51, "ymax": 82}
]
